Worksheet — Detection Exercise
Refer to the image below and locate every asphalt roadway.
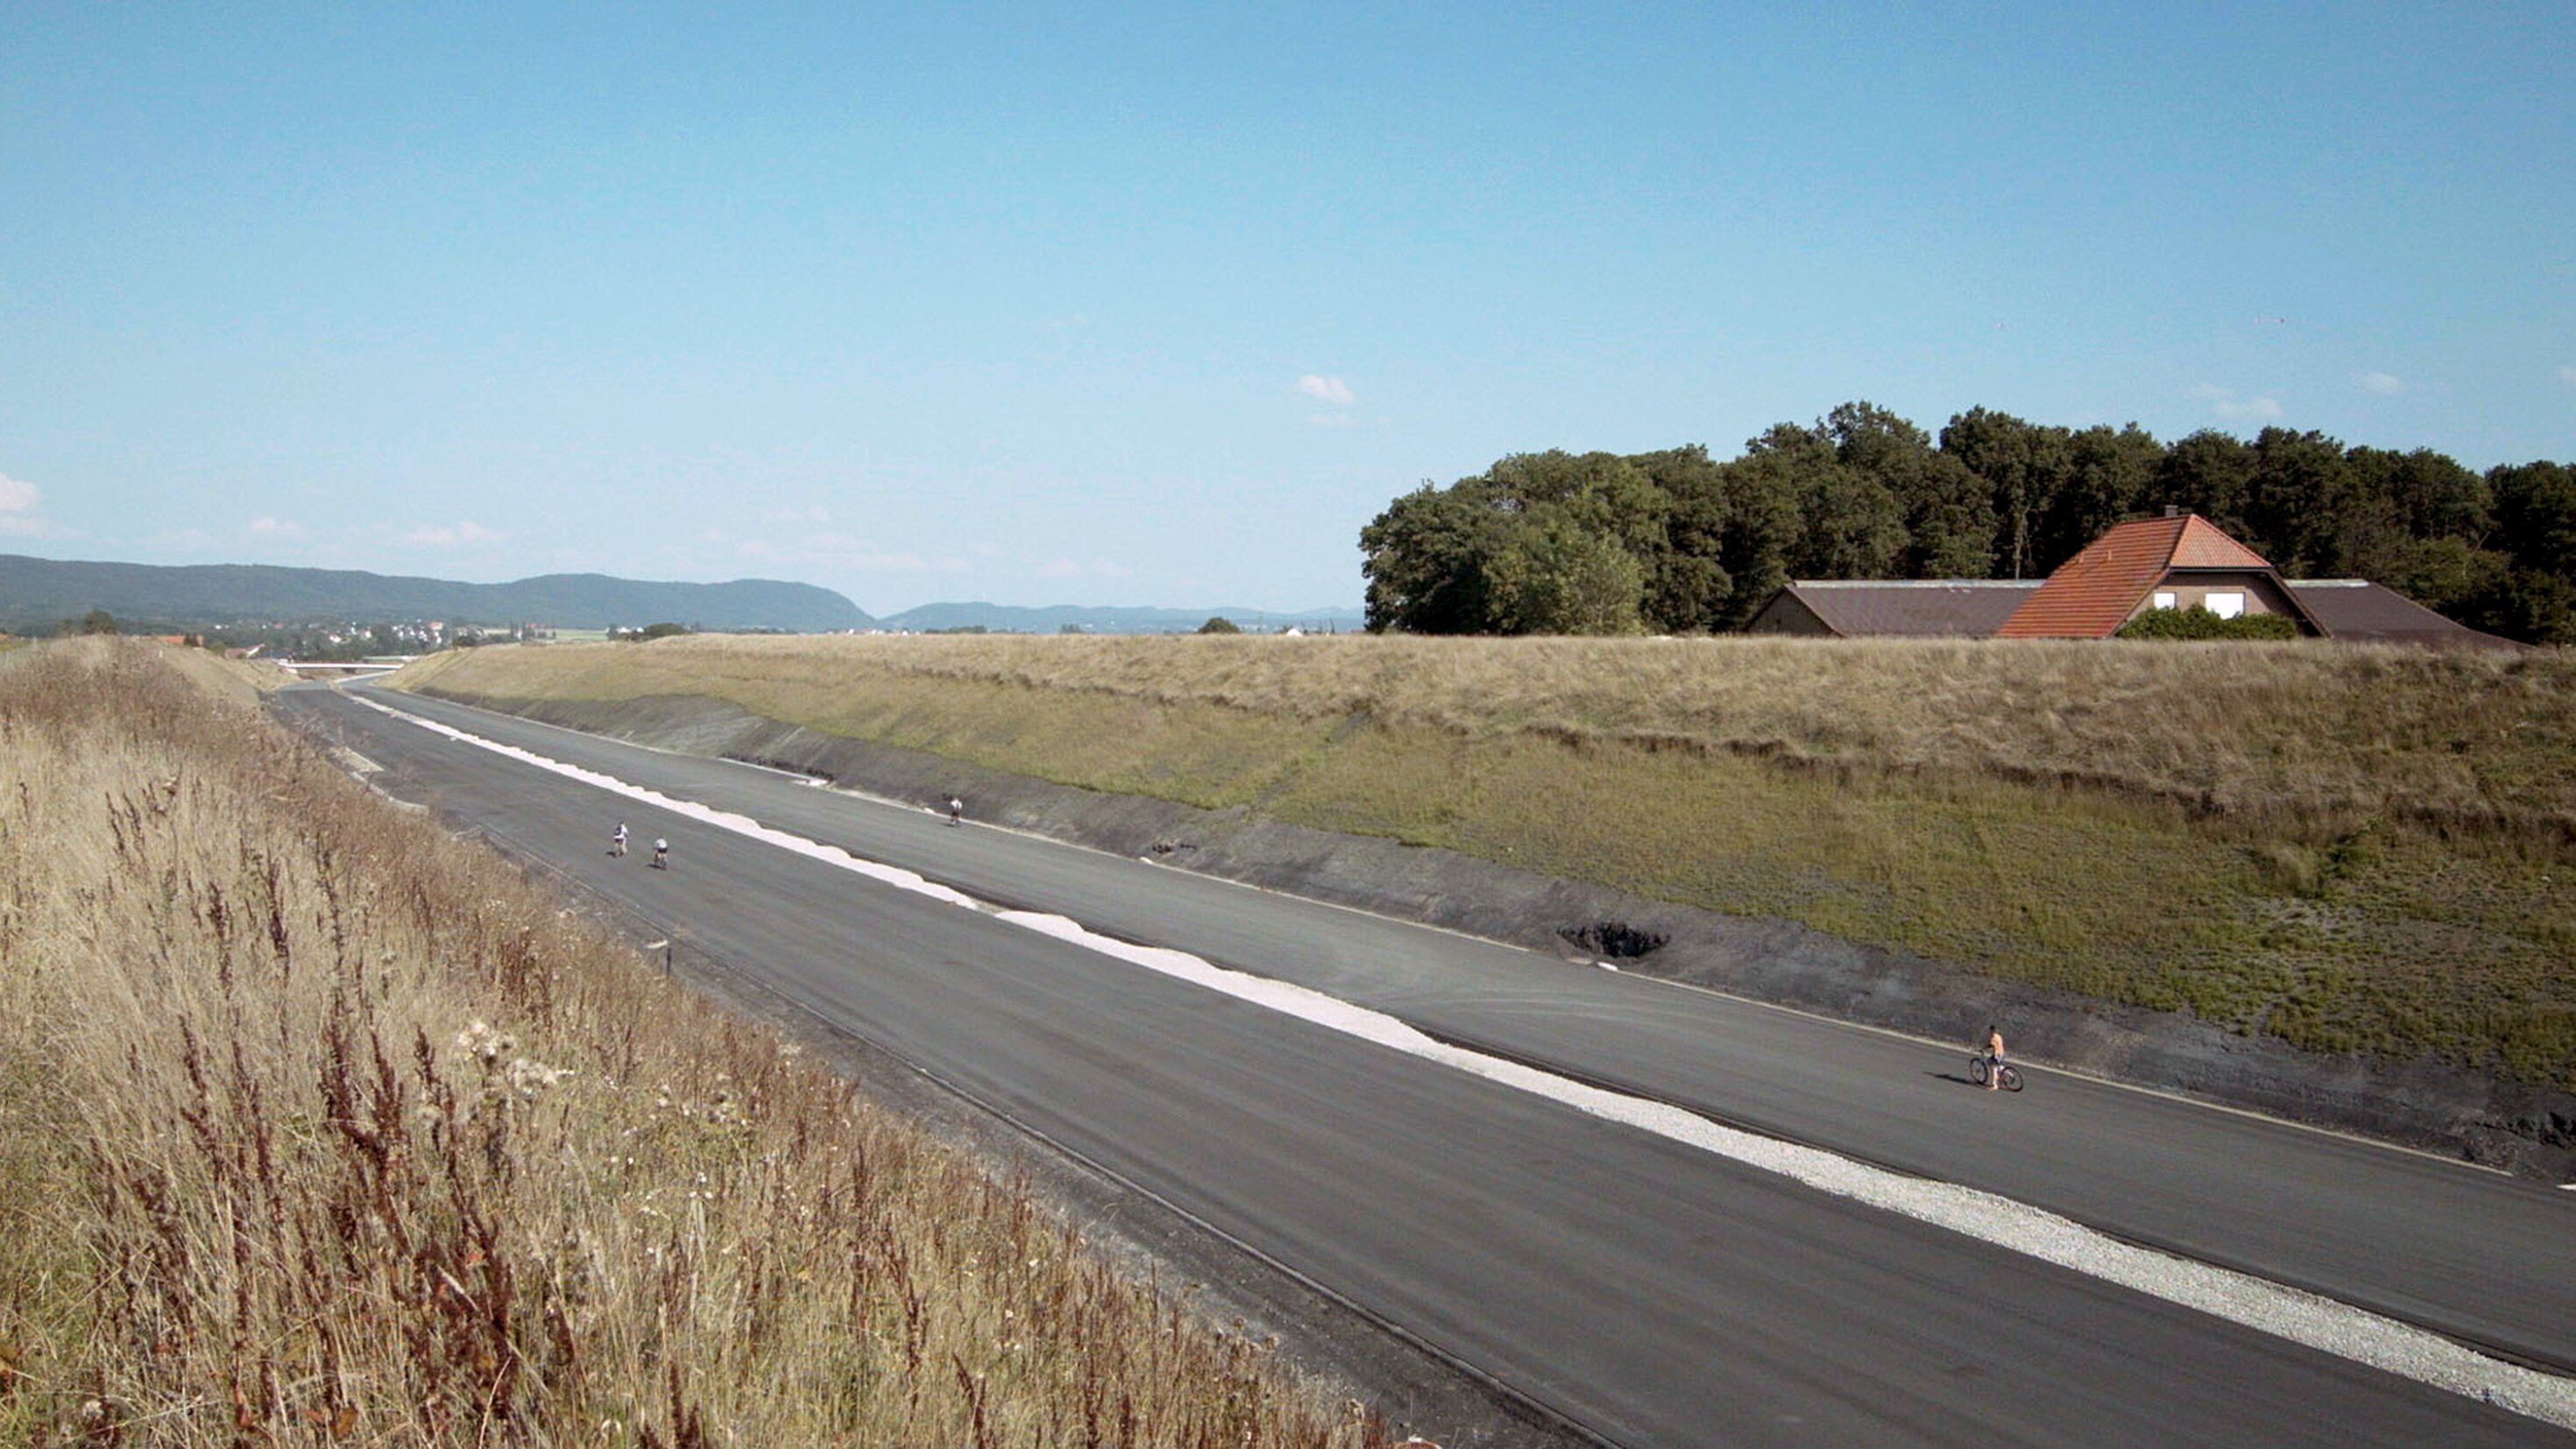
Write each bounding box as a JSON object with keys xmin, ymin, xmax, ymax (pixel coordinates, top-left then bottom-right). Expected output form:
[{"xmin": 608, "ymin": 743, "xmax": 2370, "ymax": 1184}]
[{"xmin": 280, "ymin": 684, "xmax": 2573, "ymax": 1446}]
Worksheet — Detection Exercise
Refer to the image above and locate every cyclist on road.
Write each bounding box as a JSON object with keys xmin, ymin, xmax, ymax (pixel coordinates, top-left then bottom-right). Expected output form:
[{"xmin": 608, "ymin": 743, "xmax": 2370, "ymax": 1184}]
[
  {"xmin": 946, "ymin": 795, "xmax": 964, "ymax": 826},
  {"xmin": 1984, "ymin": 1024, "xmax": 2006, "ymax": 1091},
  {"xmin": 611, "ymin": 822, "xmax": 629, "ymax": 857},
  {"xmin": 651, "ymin": 837, "xmax": 669, "ymax": 869}
]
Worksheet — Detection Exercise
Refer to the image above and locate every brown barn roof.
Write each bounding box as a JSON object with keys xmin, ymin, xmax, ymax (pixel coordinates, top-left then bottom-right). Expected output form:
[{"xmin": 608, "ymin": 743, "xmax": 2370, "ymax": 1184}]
[
  {"xmin": 1999, "ymin": 514, "xmax": 2276, "ymax": 638},
  {"xmin": 2287, "ymin": 581, "xmax": 2530, "ymax": 652},
  {"xmin": 1768, "ymin": 580, "xmax": 2041, "ymax": 637}
]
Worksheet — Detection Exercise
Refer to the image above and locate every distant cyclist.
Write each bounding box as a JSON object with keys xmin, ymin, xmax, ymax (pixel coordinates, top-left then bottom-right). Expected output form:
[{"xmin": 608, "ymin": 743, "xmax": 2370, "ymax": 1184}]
[
  {"xmin": 946, "ymin": 795, "xmax": 963, "ymax": 827},
  {"xmin": 651, "ymin": 837, "xmax": 669, "ymax": 869},
  {"xmin": 611, "ymin": 822, "xmax": 629, "ymax": 857},
  {"xmin": 1983, "ymin": 1023, "xmax": 2006, "ymax": 1091}
]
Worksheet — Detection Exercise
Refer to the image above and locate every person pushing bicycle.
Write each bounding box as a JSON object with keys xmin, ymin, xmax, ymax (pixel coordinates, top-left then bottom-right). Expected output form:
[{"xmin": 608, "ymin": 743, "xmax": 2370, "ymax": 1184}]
[{"xmin": 1983, "ymin": 1023, "xmax": 2006, "ymax": 1091}]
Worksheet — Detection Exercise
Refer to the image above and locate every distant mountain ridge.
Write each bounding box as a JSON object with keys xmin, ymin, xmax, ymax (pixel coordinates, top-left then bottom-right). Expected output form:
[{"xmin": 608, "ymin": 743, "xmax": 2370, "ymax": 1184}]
[
  {"xmin": 876, "ymin": 601, "xmax": 1364, "ymax": 633},
  {"xmin": 0, "ymin": 555, "xmax": 872, "ymax": 633}
]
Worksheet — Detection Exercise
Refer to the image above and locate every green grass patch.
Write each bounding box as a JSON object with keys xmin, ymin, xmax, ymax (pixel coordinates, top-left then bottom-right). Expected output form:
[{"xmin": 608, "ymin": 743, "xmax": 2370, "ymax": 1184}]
[{"xmin": 398, "ymin": 636, "xmax": 2576, "ymax": 1088}]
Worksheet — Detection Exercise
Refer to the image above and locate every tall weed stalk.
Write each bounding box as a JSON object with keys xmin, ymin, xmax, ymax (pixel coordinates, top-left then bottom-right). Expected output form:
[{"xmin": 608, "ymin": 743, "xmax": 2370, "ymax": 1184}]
[{"xmin": 0, "ymin": 642, "xmax": 1396, "ymax": 1446}]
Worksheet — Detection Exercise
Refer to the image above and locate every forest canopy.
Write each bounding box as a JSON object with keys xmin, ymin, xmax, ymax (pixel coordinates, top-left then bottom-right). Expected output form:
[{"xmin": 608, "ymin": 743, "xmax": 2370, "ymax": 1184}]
[{"xmin": 1357, "ymin": 403, "xmax": 2574, "ymax": 645}]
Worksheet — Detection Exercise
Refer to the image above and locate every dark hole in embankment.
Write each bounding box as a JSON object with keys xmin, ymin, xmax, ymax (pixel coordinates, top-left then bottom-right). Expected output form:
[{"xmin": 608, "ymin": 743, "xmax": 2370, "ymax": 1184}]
[{"xmin": 1559, "ymin": 922, "xmax": 1668, "ymax": 959}]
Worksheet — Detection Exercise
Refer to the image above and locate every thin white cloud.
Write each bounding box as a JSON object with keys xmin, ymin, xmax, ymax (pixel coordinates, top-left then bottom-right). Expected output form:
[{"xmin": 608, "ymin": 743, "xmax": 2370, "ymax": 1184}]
[
  {"xmin": 2357, "ymin": 371, "xmax": 2405, "ymax": 396},
  {"xmin": 246, "ymin": 516, "xmax": 308, "ymax": 541},
  {"xmin": 2190, "ymin": 384, "xmax": 2282, "ymax": 421},
  {"xmin": 1296, "ymin": 373, "xmax": 1355, "ymax": 406},
  {"xmin": 757, "ymin": 505, "xmax": 832, "ymax": 525},
  {"xmin": 0, "ymin": 471, "xmax": 64, "ymax": 537},
  {"xmin": 2558, "ymin": 365, "xmax": 2576, "ymax": 387},
  {"xmin": 1305, "ymin": 412, "xmax": 1362, "ymax": 430},
  {"xmin": 1037, "ymin": 558, "xmax": 1085, "ymax": 579},
  {"xmin": 402, "ymin": 520, "xmax": 506, "ymax": 547}
]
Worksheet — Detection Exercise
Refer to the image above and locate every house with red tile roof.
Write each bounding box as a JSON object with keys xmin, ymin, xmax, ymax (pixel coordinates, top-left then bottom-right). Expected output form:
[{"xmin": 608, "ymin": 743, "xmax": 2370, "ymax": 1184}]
[
  {"xmin": 1744, "ymin": 510, "xmax": 2526, "ymax": 649},
  {"xmin": 1997, "ymin": 510, "xmax": 2319, "ymax": 638}
]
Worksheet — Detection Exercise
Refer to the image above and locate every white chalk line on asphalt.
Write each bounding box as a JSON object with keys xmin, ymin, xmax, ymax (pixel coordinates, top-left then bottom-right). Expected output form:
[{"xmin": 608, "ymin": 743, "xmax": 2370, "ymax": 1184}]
[{"xmin": 352, "ymin": 691, "xmax": 2576, "ymax": 1431}]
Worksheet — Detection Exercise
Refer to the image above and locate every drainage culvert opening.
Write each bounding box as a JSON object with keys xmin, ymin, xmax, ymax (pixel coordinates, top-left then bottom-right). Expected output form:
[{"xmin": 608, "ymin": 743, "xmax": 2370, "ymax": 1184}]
[{"xmin": 1559, "ymin": 922, "xmax": 1668, "ymax": 959}]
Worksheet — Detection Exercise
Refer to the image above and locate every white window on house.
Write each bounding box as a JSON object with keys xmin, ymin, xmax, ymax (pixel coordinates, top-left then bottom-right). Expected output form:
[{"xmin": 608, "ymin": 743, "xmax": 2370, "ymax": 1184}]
[
  {"xmin": 2152, "ymin": 590, "xmax": 2177, "ymax": 610},
  {"xmin": 2207, "ymin": 590, "xmax": 2246, "ymax": 619}
]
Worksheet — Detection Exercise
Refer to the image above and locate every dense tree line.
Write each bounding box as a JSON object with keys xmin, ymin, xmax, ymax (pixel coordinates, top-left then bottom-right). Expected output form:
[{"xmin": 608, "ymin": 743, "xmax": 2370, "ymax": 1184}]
[{"xmin": 1359, "ymin": 403, "xmax": 2575, "ymax": 644}]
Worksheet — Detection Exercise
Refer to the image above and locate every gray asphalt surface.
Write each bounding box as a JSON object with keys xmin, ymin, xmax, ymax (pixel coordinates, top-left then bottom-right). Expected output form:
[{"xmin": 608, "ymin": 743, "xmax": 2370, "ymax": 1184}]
[{"xmin": 283, "ymin": 684, "xmax": 2570, "ymax": 1445}]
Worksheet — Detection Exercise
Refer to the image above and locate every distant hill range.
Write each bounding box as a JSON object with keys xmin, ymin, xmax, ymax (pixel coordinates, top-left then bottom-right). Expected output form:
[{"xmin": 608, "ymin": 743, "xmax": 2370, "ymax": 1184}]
[
  {"xmin": 0, "ymin": 554, "xmax": 872, "ymax": 633},
  {"xmin": 0, "ymin": 553, "xmax": 1369, "ymax": 637},
  {"xmin": 877, "ymin": 601, "xmax": 1364, "ymax": 634}
]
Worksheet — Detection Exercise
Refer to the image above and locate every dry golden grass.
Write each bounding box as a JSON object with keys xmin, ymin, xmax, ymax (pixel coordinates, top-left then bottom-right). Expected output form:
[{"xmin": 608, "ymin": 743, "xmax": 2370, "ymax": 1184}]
[
  {"xmin": 0, "ymin": 641, "xmax": 1401, "ymax": 1446},
  {"xmin": 0, "ymin": 633, "xmax": 282, "ymax": 704},
  {"xmin": 396, "ymin": 635, "xmax": 2576, "ymax": 1085}
]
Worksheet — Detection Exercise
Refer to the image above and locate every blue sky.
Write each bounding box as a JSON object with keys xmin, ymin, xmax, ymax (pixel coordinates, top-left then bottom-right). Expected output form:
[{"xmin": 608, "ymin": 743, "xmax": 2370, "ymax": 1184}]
[{"xmin": 3, "ymin": 4, "xmax": 2569, "ymax": 613}]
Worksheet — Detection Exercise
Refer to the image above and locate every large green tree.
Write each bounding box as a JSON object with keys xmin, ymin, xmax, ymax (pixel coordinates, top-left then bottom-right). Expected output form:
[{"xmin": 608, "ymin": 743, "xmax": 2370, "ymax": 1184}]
[
  {"xmin": 1360, "ymin": 481, "xmax": 1514, "ymax": 633},
  {"xmin": 1358, "ymin": 404, "xmax": 2573, "ymax": 645},
  {"xmin": 2332, "ymin": 448, "xmax": 2489, "ymax": 608},
  {"xmin": 2488, "ymin": 461, "xmax": 2576, "ymax": 578},
  {"xmin": 2349, "ymin": 446, "xmax": 2489, "ymax": 542},
  {"xmin": 1709, "ymin": 449, "xmax": 1804, "ymax": 629},
  {"xmin": 2244, "ymin": 428, "xmax": 2356, "ymax": 576},
  {"xmin": 2032, "ymin": 424, "xmax": 2162, "ymax": 573},
  {"xmin": 2154, "ymin": 430, "xmax": 2256, "ymax": 542},
  {"xmin": 1943, "ymin": 407, "xmax": 2070, "ymax": 579},
  {"xmin": 1743, "ymin": 420, "xmax": 1907, "ymax": 580},
  {"xmin": 1483, "ymin": 513, "xmax": 1647, "ymax": 634},
  {"xmin": 2466, "ymin": 461, "xmax": 2576, "ymax": 645},
  {"xmin": 1480, "ymin": 450, "xmax": 1667, "ymax": 562},
  {"xmin": 1829, "ymin": 401, "xmax": 1993, "ymax": 578},
  {"xmin": 1630, "ymin": 445, "xmax": 1734, "ymax": 633},
  {"xmin": 1359, "ymin": 452, "xmax": 1671, "ymax": 635}
]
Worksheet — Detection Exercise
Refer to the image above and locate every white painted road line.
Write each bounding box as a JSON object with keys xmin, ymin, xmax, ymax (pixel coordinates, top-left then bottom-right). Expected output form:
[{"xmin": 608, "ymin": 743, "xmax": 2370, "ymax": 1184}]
[{"xmin": 350, "ymin": 690, "xmax": 2576, "ymax": 1431}]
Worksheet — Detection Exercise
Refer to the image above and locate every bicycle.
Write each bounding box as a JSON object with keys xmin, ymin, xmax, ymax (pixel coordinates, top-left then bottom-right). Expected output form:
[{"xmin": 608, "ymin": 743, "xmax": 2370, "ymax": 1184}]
[{"xmin": 1970, "ymin": 1052, "xmax": 2023, "ymax": 1092}]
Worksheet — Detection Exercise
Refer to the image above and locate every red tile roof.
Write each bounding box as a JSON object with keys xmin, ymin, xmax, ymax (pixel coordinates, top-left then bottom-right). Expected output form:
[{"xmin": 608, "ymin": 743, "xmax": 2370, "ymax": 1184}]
[
  {"xmin": 2169, "ymin": 515, "xmax": 2274, "ymax": 569},
  {"xmin": 1999, "ymin": 514, "xmax": 2275, "ymax": 638}
]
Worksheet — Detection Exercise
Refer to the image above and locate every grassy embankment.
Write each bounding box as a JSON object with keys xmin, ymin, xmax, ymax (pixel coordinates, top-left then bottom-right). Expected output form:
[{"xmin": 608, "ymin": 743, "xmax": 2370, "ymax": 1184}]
[
  {"xmin": 0, "ymin": 640, "xmax": 1398, "ymax": 1446},
  {"xmin": 399, "ymin": 633, "xmax": 2576, "ymax": 1089}
]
